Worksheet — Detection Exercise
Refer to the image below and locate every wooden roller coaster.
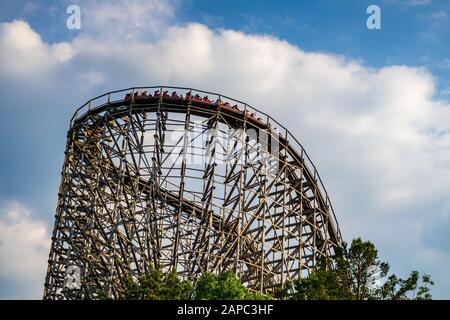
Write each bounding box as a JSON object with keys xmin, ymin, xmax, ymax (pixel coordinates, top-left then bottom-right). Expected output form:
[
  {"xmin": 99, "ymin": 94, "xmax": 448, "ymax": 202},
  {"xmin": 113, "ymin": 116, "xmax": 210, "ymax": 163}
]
[{"xmin": 43, "ymin": 86, "xmax": 342, "ymax": 299}]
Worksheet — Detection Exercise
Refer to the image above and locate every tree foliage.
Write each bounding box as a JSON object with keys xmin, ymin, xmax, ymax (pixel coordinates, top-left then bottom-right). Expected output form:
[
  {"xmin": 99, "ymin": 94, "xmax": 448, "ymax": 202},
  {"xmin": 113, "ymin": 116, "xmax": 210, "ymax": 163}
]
[
  {"xmin": 193, "ymin": 271, "xmax": 269, "ymax": 300},
  {"xmin": 119, "ymin": 264, "xmax": 193, "ymax": 300},
  {"xmin": 101, "ymin": 238, "xmax": 433, "ymax": 300},
  {"xmin": 275, "ymin": 238, "xmax": 434, "ymax": 300},
  {"xmin": 114, "ymin": 266, "xmax": 268, "ymax": 300}
]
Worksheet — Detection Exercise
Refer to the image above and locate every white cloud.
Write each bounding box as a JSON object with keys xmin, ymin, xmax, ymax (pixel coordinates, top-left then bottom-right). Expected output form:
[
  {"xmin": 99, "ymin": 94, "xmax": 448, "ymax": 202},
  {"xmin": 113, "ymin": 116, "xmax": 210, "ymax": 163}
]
[
  {"xmin": 387, "ymin": 0, "xmax": 432, "ymax": 7},
  {"xmin": 0, "ymin": 201, "xmax": 50, "ymax": 299},
  {"xmin": 428, "ymin": 10, "xmax": 448, "ymax": 19},
  {"xmin": 1, "ymin": 12, "xmax": 450, "ymax": 296},
  {"xmin": 0, "ymin": 20, "xmax": 73, "ymax": 81},
  {"xmin": 79, "ymin": 0, "xmax": 176, "ymax": 41},
  {"xmin": 406, "ymin": 0, "xmax": 432, "ymax": 6}
]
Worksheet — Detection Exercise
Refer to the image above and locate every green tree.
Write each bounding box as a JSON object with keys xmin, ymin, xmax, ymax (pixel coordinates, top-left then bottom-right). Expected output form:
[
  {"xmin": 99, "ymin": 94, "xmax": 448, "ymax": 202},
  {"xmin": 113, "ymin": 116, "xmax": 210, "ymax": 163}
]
[
  {"xmin": 194, "ymin": 271, "xmax": 269, "ymax": 300},
  {"xmin": 376, "ymin": 271, "xmax": 434, "ymax": 300},
  {"xmin": 340, "ymin": 238, "xmax": 389, "ymax": 299},
  {"xmin": 101, "ymin": 238, "xmax": 433, "ymax": 301},
  {"xmin": 120, "ymin": 264, "xmax": 193, "ymax": 300},
  {"xmin": 281, "ymin": 238, "xmax": 433, "ymax": 300}
]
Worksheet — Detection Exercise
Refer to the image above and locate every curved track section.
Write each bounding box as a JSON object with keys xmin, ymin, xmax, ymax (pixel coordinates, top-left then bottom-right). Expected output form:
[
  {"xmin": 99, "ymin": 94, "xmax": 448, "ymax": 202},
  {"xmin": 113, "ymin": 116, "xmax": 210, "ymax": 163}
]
[{"xmin": 44, "ymin": 86, "xmax": 342, "ymax": 299}]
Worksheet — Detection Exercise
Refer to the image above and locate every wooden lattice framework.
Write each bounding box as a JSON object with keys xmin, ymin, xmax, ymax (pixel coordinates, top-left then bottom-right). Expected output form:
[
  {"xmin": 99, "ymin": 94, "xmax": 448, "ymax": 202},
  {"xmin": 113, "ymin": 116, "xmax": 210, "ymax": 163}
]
[{"xmin": 43, "ymin": 86, "xmax": 342, "ymax": 299}]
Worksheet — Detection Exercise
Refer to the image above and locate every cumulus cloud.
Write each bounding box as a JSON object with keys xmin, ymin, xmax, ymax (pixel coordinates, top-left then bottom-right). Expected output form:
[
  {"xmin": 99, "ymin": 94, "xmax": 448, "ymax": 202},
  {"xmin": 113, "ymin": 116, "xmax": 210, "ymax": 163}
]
[
  {"xmin": 0, "ymin": 20, "xmax": 72, "ymax": 81},
  {"xmin": 79, "ymin": 0, "xmax": 176, "ymax": 41},
  {"xmin": 0, "ymin": 201, "xmax": 50, "ymax": 299},
  {"xmin": 1, "ymin": 6, "xmax": 450, "ymax": 297}
]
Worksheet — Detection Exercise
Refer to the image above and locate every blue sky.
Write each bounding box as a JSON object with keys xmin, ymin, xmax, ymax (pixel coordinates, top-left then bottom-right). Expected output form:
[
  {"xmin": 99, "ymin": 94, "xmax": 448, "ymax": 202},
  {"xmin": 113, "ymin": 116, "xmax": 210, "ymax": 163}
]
[
  {"xmin": 181, "ymin": 0, "xmax": 450, "ymax": 94},
  {"xmin": 0, "ymin": 0, "xmax": 449, "ymax": 299},
  {"xmin": 1, "ymin": 0, "xmax": 449, "ymax": 92}
]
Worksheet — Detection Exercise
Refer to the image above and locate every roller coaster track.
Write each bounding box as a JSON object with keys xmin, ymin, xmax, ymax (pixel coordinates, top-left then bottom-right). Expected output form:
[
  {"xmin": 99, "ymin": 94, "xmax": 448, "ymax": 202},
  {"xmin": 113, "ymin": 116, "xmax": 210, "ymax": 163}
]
[{"xmin": 44, "ymin": 86, "xmax": 343, "ymax": 299}]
